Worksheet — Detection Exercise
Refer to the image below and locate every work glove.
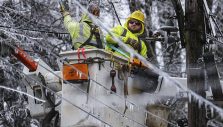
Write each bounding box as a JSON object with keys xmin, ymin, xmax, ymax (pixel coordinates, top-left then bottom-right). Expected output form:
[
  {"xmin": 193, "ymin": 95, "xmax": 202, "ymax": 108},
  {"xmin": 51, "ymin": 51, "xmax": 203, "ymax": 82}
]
[
  {"xmin": 60, "ymin": 0, "xmax": 69, "ymax": 16},
  {"xmin": 92, "ymin": 25, "xmax": 100, "ymax": 37},
  {"xmin": 125, "ymin": 38, "xmax": 140, "ymax": 50},
  {"xmin": 152, "ymin": 30, "xmax": 161, "ymax": 37},
  {"xmin": 61, "ymin": 0, "xmax": 69, "ymax": 11}
]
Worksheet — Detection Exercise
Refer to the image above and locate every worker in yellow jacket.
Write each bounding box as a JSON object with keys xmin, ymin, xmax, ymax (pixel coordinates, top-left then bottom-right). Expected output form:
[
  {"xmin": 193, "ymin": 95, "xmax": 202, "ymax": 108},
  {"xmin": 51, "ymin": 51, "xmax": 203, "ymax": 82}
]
[
  {"xmin": 60, "ymin": 2, "xmax": 104, "ymax": 49},
  {"xmin": 106, "ymin": 10, "xmax": 147, "ymax": 58},
  {"xmin": 106, "ymin": 10, "xmax": 164, "ymax": 93}
]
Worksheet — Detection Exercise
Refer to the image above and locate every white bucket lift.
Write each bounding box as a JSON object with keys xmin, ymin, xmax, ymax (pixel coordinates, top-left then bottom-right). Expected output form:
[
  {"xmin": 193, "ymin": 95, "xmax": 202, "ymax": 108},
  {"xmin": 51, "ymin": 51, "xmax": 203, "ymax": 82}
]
[
  {"xmin": 20, "ymin": 48, "xmax": 223, "ymax": 126},
  {"xmin": 23, "ymin": 59, "xmax": 62, "ymax": 118},
  {"xmin": 59, "ymin": 49, "xmax": 187, "ymax": 127}
]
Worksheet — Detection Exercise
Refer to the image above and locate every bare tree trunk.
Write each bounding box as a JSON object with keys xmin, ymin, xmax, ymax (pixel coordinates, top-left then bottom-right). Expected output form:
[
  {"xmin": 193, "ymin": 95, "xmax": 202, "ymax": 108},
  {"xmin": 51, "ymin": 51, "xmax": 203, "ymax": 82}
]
[
  {"xmin": 171, "ymin": 0, "xmax": 185, "ymax": 48},
  {"xmin": 143, "ymin": 0, "xmax": 156, "ymax": 62},
  {"xmin": 144, "ymin": 0, "xmax": 152, "ymax": 29},
  {"xmin": 185, "ymin": 0, "xmax": 207, "ymax": 126}
]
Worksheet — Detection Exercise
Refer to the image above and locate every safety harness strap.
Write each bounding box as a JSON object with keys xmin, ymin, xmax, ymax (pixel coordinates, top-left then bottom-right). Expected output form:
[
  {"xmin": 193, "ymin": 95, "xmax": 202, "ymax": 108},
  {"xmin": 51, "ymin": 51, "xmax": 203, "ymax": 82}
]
[
  {"xmin": 121, "ymin": 28, "xmax": 127, "ymax": 36},
  {"xmin": 137, "ymin": 38, "xmax": 142, "ymax": 53}
]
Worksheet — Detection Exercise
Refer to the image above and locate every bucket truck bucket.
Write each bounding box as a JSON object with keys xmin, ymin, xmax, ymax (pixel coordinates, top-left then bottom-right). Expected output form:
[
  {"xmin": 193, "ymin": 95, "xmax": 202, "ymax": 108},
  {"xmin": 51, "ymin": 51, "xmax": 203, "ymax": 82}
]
[{"xmin": 59, "ymin": 49, "xmax": 186, "ymax": 127}]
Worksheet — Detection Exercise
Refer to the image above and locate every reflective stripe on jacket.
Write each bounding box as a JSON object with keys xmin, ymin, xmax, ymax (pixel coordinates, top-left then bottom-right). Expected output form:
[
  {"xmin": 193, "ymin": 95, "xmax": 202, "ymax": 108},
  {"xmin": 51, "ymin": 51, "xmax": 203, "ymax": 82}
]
[{"xmin": 64, "ymin": 13, "xmax": 104, "ymax": 49}]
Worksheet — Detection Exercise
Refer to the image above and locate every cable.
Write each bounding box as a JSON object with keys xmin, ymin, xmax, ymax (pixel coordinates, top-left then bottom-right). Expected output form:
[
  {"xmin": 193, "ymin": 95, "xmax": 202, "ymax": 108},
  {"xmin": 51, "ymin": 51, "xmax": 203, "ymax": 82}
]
[
  {"xmin": 0, "ymin": 0, "xmax": 188, "ymax": 124},
  {"xmin": 0, "ymin": 42, "xmax": 151, "ymax": 126},
  {"xmin": 0, "ymin": 5, "xmax": 51, "ymax": 29},
  {"xmin": 0, "ymin": 4, "xmax": 66, "ymax": 35},
  {"xmin": 108, "ymin": 0, "xmax": 122, "ymax": 26},
  {"xmin": 206, "ymin": 34, "xmax": 223, "ymax": 45},
  {"xmin": 39, "ymin": 60, "xmax": 148, "ymax": 127},
  {"xmin": 3, "ymin": 0, "xmax": 223, "ymax": 126},
  {"xmin": 0, "ymin": 85, "xmax": 45, "ymax": 103},
  {"xmin": 0, "ymin": 56, "xmax": 112, "ymax": 127},
  {"xmin": 0, "ymin": 41, "xmax": 178, "ymax": 126},
  {"xmin": 0, "ymin": 25, "xmax": 69, "ymax": 35},
  {"xmin": 211, "ymin": 15, "xmax": 223, "ymax": 37},
  {"xmin": 45, "ymin": 59, "xmax": 178, "ymax": 126}
]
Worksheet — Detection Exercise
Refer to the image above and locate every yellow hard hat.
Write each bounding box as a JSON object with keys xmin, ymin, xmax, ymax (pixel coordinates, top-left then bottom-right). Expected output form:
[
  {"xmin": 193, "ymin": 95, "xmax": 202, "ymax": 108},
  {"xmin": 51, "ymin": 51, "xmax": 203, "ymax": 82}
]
[{"xmin": 129, "ymin": 10, "xmax": 145, "ymax": 24}]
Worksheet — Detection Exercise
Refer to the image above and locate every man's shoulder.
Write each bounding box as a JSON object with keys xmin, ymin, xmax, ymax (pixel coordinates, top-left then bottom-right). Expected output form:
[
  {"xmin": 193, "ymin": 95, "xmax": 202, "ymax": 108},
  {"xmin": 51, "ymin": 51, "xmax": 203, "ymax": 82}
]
[{"xmin": 112, "ymin": 25, "xmax": 126, "ymax": 32}]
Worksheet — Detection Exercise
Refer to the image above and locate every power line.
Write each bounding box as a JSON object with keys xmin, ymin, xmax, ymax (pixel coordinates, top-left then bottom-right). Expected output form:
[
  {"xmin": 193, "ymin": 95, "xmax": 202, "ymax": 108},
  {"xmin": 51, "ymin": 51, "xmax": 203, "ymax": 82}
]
[
  {"xmin": 0, "ymin": 56, "xmax": 112, "ymax": 127},
  {"xmin": 0, "ymin": 25, "xmax": 69, "ymax": 35}
]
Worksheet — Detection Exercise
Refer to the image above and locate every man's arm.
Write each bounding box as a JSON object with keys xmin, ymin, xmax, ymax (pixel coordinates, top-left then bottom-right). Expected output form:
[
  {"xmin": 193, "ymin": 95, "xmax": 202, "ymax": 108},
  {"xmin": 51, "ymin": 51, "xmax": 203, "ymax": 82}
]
[
  {"xmin": 106, "ymin": 25, "xmax": 126, "ymax": 45},
  {"xmin": 63, "ymin": 13, "xmax": 79, "ymax": 40}
]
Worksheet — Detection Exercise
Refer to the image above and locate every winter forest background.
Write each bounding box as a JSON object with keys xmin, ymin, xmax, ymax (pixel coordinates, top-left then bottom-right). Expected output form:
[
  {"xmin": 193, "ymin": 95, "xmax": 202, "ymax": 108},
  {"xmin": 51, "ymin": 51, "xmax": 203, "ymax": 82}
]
[{"xmin": 0, "ymin": 0, "xmax": 223, "ymax": 126}]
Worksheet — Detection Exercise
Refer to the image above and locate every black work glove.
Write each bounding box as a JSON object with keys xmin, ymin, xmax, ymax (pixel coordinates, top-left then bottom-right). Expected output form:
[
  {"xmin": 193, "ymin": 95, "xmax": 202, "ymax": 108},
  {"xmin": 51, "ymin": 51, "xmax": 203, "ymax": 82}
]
[
  {"xmin": 61, "ymin": 0, "xmax": 69, "ymax": 11},
  {"xmin": 92, "ymin": 25, "xmax": 100, "ymax": 35},
  {"xmin": 125, "ymin": 38, "xmax": 140, "ymax": 50},
  {"xmin": 60, "ymin": 0, "xmax": 69, "ymax": 16},
  {"xmin": 152, "ymin": 31, "xmax": 161, "ymax": 37}
]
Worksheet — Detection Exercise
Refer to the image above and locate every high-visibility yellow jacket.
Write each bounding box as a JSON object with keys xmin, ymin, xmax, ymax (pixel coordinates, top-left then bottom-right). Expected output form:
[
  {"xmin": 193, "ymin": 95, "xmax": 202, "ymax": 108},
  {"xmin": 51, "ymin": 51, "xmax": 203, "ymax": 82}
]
[
  {"xmin": 64, "ymin": 13, "xmax": 104, "ymax": 49},
  {"xmin": 105, "ymin": 18, "xmax": 147, "ymax": 58}
]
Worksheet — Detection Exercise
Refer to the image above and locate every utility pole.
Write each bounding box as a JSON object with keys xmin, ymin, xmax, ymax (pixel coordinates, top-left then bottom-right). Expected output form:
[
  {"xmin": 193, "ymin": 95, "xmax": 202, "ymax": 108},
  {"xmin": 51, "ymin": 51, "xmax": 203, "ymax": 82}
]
[{"xmin": 185, "ymin": 0, "xmax": 207, "ymax": 127}]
